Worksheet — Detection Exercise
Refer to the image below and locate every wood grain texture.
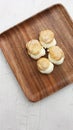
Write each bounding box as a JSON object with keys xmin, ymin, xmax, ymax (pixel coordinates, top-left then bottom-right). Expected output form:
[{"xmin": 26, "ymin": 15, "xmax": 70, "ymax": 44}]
[{"xmin": 0, "ymin": 4, "xmax": 73, "ymax": 102}]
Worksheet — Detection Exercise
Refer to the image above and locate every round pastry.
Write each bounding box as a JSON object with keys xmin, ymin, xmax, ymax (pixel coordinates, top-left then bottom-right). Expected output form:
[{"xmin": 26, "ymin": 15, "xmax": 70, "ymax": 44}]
[
  {"xmin": 48, "ymin": 46, "xmax": 65, "ymax": 65},
  {"xmin": 26, "ymin": 39, "xmax": 45, "ymax": 59},
  {"xmin": 39, "ymin": 29, "xmax": 57, "ymax": 48},
  {"xmin": 37, "ymin": 58, "xmax": 54, "ymax": 74}
]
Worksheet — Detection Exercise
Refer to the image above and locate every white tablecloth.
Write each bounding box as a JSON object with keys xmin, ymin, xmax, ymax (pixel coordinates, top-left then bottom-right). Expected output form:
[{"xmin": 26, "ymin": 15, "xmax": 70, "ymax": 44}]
[{"xmin": 0, "ymin": 0, "xmax": 73, "ymax": 130}]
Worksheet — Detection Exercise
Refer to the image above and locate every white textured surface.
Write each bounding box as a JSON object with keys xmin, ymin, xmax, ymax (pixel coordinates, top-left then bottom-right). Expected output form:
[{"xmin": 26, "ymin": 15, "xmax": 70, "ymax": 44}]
[{"xmin": 0, "ymin": 0, "xmax": 73, "ymax": 130}]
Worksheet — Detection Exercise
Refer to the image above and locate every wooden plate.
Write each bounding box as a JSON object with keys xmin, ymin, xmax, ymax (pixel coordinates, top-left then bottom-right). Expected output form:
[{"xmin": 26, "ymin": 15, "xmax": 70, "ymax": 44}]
[{"xmin": 0, "ymin": 4, "xmax": 73, "ymax": 102}]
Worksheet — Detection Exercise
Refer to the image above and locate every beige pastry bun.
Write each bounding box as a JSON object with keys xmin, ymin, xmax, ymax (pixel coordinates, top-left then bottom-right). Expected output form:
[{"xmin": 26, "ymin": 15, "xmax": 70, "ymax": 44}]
[
  {"xmin": 37, "ymin": 58, "xmax": 54, "ymax": 74},
  {"xmin": 48, "ymin": 46, "xmax": 65, "ymax": 65},
  {"xmin": 26, "ymin": 39, "xmax": 45, "ymax": 59},
  {"xmin": 39, "ymin": 29, "xmax": 57, "ymax": 49}
]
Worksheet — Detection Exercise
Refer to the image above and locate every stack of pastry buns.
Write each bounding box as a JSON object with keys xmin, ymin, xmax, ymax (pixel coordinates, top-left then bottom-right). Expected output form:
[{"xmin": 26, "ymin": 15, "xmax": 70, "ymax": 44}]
[{"xmin": 26, "ymin": 29, "xmax": 65, "ymax": 74}]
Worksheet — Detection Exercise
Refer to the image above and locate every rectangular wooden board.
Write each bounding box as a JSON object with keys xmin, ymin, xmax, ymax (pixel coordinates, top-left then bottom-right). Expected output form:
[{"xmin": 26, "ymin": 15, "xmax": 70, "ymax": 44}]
[{"xmin": 0, "ymin": 4, "xmax": 73, "ymax": 102}]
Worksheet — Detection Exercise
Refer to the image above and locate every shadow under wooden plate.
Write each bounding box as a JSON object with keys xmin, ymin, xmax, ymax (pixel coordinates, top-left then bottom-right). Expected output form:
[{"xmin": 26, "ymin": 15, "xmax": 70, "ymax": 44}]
[{"xmin": 0, "ymin": 4, "xmax": 73, "ymax": 102}]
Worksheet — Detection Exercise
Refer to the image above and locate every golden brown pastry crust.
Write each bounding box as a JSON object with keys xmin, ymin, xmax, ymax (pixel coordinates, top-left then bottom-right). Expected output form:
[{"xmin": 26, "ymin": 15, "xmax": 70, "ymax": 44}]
[
  {"xmin": 37, "ymin": 58, "xmax": 50, "ymax": 71},
  {"xmin": 49, "ymin": 46, "xmax": 64, "ymax": 60},
  {"xmin": 26, "ymin": 39, "xmax": 42, "ymax": 55},
  {"xmin": 39, "ymin": 30, "xmax": 54, "ymax": 44}
]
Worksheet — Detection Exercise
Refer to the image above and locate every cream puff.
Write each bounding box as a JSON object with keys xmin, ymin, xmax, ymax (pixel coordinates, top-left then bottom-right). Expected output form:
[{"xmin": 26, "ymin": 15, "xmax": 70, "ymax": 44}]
[
  {"xmin": 39, "ymin": 29, "xmax": 57, "ymax": 49},
  {"xmin": 26, "ymin": 39, "xmax": 45, "ymax": 60},
  {"xmin": 48, "ymin": 46, "xmax": 65, "ymax": 65},
  {"xmin": 37, "ymin": 58, "xmax": 54, "ymax": 74}
]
